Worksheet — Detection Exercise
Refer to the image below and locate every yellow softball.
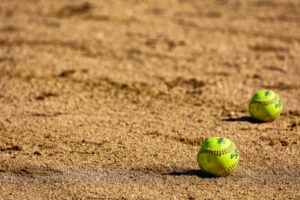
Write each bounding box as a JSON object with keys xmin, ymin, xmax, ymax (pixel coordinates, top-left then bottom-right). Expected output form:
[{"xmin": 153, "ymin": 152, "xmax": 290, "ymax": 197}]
[
  {"xmin": 197, "ymin": 137, "xmax": 239, "ymax": 177},
  {"xmin": 249, "ymin": 90, "xmax": 283, "ymax": 122}
]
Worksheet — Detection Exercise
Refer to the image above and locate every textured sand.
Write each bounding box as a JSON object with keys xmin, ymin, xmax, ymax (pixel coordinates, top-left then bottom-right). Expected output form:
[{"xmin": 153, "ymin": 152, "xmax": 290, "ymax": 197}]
[{"xmin": 0, "ymin": 0, "xmax": 300, "ymax": 199}]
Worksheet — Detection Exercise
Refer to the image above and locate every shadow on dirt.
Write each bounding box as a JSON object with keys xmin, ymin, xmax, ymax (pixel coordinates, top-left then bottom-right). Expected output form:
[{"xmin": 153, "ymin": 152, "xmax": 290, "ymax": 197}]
[
  {"xmin": 162, "ymin": 169, "xmax": 215, "ymax": 178},
  {"xmin": 222, "ymin": 116, "xmax": 264, "ymax": 124}
]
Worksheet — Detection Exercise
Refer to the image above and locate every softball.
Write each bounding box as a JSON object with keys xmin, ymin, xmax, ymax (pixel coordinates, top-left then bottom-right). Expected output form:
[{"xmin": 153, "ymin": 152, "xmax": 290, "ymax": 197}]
[
  {"xmin": 249, "ymin": 90, "xmax": 283, "ymax": 122},
  {"xmin": 197, "ymin": 137, "xmax": 239, "ymax": 177}
]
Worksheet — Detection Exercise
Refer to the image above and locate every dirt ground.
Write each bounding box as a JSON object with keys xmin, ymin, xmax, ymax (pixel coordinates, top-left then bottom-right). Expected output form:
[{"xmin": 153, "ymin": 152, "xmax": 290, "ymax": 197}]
[{"xmin": 0, "ymin": 0, "xmax": 300, "ymax": 199}]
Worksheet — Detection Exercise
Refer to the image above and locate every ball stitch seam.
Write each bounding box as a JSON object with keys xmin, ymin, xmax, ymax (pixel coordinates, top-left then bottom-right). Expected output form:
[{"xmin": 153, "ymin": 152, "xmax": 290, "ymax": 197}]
[
  {"xmin": 200, "ymin": 142, "xmax": 235, "ymax": 156},
  {"xmin": 250, "ymin": 95, "xmax": 279, "ymax": 105},
  {"xmin": 222, "ymin": 160, "xmax": 239, "ymax": 176},
  {"xmin": 271, "ymin": 108, "xmax": 282, "ymax": 120}
]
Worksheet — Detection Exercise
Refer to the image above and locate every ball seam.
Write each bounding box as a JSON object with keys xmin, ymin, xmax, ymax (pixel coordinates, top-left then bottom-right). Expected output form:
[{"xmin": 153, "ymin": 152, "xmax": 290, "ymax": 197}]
[
  {"xmin": 250, "ymin": 95, "xmax": 279, "ymax": 105},
  {"xmin": 200, "ymin": 142, "xmax": 235, "ymax": 156},
  {"xmin": 222, "ymin": 160, "xmax": 238, "ymax": 176},
  {"xmin": 270, "ymin": 107, "xmax": 283, "ymax": 120}
]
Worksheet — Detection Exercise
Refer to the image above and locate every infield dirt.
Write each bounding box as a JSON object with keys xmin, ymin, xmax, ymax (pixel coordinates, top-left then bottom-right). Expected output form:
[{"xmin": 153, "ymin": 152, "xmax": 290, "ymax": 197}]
[{"xmin": 0, "ymin": 0, "xmax": 300, "ymax": 199}]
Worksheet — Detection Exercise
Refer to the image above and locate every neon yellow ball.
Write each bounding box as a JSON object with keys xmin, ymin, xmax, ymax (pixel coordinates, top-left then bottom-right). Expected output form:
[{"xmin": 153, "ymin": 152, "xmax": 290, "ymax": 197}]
[
  {"xmin": 197, "ymin": 137, "xmax": 239, "ymax": 177},
  {"xmin": 249, "ymin": 90, "xmax": 283, "ymax": 122}
]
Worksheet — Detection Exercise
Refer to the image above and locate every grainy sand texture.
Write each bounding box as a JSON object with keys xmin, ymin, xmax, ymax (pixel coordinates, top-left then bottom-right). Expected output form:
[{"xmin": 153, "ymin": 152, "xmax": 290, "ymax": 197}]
[{"xmin": 0, "ymin": 0, "xmax": 300, "ymax": 199}]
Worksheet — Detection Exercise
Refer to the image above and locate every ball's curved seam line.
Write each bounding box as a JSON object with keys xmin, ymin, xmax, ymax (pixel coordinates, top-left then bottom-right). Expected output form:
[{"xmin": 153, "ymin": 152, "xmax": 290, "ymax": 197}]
[
  {"xmin": 250, "ymin": 95, "xmax": 279, "ymax": 105},
  {"xmin": 200, "ymin": 142, "xmax": 235, "ymax": 156},
  {"xmin": 271, "ymin": 107, "xmax": 283, "ymax": 120},
  {"xmin": 222, "ymin": 160, "xmax": 238, "ymax": 176},
  {"xmin": 251, "ymin": 108, "xmax": 282, "ymax": 122}
]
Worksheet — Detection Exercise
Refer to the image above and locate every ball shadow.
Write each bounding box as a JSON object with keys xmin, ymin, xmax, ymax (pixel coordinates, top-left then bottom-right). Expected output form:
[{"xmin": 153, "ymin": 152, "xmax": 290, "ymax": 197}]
[
  {"xmin": 161, "ymin": 169, "xmax": 215, "ymax": 178},
  {"xmin": 222, "ymin": 116, "xmax": 264, "ymax": 124}
]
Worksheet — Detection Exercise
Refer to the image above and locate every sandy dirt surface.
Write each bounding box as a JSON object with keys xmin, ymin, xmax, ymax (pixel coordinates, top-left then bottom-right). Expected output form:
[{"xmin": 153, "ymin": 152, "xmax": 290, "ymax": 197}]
[{"xmin": 0, "ymin": 0, "xmax": 300, "ymax": 199}]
